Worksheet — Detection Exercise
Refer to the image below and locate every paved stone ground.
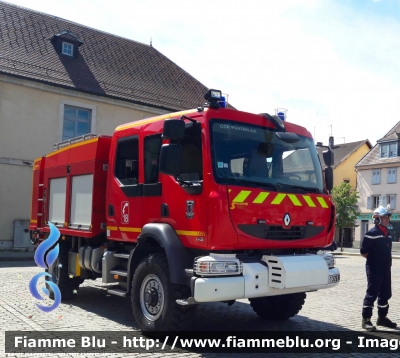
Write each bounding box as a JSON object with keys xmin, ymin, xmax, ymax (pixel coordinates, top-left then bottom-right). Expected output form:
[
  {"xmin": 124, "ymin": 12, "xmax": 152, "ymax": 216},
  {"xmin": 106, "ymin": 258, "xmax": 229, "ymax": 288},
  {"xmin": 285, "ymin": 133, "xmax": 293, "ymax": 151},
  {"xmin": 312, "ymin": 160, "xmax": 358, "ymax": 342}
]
[{"xmin": 1, "ymin": 255, "xmax": 400, "ymax": 357}]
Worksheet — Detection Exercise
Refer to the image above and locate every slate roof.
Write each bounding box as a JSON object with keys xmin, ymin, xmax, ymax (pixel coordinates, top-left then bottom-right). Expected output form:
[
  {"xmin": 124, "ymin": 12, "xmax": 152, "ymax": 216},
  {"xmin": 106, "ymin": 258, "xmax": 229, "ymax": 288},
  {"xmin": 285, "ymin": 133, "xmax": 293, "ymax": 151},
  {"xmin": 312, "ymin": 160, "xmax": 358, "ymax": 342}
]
[
  {"xmin": 317, "ymin": 139, "xmax": 371, "ymax": 169},
  {"xmin": 356, "ymin": 121, "xmax": 400, "ymax": 168},
  {"xmin": 0, "ymin": 2, "xmax": 210, "ymax": 111}
]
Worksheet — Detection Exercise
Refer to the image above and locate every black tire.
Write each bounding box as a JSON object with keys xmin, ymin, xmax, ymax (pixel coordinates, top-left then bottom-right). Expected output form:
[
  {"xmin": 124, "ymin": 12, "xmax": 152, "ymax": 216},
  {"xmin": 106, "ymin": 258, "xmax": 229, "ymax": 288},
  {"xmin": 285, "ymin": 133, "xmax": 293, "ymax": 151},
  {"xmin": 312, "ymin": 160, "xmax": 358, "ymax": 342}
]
[
  {"xmin": 131, "ymin": 252, "xmax": 193, "ymax": 331},
  {"xmin": 249, "ymin": 292, "xmax": 306, "ymax": 320},
  {"xmin": 46, "ymin": 241, "xmax": 82, "ymax": 301}
]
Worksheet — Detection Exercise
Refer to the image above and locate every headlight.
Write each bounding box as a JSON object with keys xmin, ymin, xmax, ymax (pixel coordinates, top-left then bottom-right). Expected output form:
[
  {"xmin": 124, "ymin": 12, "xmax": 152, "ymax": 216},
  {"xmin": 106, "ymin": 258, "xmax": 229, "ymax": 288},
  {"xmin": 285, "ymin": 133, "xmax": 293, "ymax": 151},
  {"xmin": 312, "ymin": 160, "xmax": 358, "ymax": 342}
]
[
  {"xmin": 194, "ymin": 256, "xmax": 242, "ymax": 276},
  {"xmin": 322, "ymin": 253, "xmax": 335, "ymax": 269}
]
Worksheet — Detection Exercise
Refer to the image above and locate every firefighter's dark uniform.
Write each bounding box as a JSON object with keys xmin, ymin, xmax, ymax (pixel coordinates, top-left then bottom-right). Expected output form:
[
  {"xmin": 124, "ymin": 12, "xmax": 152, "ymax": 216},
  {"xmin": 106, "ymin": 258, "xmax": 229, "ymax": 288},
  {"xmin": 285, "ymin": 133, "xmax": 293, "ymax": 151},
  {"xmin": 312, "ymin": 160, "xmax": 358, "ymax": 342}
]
[{"xmin": 360, "ymin": 225, "xmax": 392, "ymax": 319}]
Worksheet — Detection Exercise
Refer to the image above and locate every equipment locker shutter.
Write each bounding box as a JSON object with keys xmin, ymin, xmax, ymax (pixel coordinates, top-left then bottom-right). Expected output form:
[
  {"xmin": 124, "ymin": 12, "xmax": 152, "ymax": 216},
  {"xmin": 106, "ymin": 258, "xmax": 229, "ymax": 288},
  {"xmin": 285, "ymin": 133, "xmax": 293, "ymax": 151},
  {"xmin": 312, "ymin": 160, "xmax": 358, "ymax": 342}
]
[
  {"xmin": 48, "ymin": 177, "xmax": 67, "ymax": 227},
  {"xmin": 70, "ymin": 174, "xmax": 93, "ymax": 229}
]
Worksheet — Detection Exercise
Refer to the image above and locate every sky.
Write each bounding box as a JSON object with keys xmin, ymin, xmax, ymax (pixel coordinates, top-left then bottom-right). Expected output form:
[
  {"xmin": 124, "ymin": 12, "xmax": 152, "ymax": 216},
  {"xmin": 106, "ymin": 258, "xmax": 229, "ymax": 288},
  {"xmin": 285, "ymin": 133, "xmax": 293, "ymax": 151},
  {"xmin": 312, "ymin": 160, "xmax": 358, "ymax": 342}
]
[{"xmin": 3, "ymin": 0, "xmax": 400, "ymax": 146}]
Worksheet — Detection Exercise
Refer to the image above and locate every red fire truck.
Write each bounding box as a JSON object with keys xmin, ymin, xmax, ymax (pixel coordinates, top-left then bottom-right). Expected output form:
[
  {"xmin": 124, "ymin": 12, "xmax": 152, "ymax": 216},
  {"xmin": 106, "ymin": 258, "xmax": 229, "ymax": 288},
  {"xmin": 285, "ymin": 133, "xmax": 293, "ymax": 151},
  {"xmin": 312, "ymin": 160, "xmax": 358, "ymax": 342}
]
[{"xmin": 29, "ymin": 89, "xmax": 339, "ymax": 331}]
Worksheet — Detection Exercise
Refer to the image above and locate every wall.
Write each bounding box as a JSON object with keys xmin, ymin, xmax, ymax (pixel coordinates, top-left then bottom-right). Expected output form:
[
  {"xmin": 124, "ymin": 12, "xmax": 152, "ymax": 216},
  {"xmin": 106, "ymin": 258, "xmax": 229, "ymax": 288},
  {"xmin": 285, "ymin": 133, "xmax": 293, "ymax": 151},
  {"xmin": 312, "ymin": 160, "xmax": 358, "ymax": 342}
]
[
  {"xmin": 354, "ymin": 166, "xmax": 400, "ymax": 247},
  {"xmin": 0, "ymin": 75, "xmax": 165, "ymax": 247},
  {"xmin": 333, "ymin": 143, "xmax": 370, "ymax": 189}
]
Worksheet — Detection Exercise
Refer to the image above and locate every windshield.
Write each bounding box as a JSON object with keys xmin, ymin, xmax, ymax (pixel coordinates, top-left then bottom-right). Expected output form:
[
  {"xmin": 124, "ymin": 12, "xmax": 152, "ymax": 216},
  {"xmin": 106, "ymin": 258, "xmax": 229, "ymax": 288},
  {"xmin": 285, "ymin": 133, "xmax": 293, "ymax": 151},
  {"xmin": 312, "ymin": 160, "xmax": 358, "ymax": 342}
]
[{"xmin": 210, "ymin": 119, "xmax": 324, "ymax": 193}]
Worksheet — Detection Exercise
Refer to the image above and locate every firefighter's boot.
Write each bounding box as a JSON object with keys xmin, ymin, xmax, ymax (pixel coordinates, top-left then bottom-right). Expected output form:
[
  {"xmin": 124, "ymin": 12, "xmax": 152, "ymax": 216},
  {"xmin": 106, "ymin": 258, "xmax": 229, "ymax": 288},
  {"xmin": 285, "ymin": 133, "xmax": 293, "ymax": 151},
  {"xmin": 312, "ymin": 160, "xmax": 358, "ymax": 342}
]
[
  {"xmin": 362, "ymin": 318, "xmax": 376, "ymax": 332},
  {"xmin": 376, "ymin": 316, "xmax": 397, "ymax": 329}
]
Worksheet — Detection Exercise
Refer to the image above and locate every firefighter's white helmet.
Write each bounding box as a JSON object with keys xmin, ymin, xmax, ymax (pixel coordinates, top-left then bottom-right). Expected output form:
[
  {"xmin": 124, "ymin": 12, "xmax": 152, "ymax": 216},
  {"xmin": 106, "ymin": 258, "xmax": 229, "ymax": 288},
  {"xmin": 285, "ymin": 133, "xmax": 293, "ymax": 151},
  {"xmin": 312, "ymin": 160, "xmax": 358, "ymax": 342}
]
[{"xmin": 373, "ymin": 206, "xmax": 392, "ymax": 218}]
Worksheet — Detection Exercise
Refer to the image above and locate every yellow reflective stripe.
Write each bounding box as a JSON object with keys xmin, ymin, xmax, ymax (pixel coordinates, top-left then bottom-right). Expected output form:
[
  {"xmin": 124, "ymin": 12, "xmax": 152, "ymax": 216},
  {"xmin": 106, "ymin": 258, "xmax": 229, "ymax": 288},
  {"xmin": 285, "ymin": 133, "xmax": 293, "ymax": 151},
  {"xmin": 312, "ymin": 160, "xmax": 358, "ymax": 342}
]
[
  {"xmin": 30, "ymin": 219, "xmax": 37, "ymax": 223},
  {"xmin": 271, "ymin": 193, "xmax": 286, "ymax": 204},
  {"xmin": 115, "ymin": 109, "xmax": 195, "ymax": 131},
  {"xmin": 288, "ymin": 194, "xmax": 302, "ymax": 206},
  {"xmin": 107, "ymin": 226, "xmax": 118, "ymax": 231},
  {"xmin": 233, "ymin": 190, "xmax": 251, "ymax": 202},
  {"xmin": 120, "ymin": 227, "xmax": 142, "ymax": 233},
  {"xmin": 303, "ymin": 195, "xmax": 316, "ymax": 207},
  {"xmin": 253, "ymin": 192, "xmax": 270, "ymax": 204},
  {"xmin": 176, "ymin": 230, "xmax": 206, "ymax": 236},
  {"xmin": 316, "ymin": 197, "xmax": 329, "ymax": 208}
]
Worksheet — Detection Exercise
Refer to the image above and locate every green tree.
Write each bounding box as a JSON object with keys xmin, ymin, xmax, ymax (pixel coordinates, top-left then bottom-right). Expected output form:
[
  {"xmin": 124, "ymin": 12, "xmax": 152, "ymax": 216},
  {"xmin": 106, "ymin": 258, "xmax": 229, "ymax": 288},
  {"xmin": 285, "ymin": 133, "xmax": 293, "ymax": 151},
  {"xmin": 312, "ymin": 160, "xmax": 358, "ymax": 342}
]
[{"xmin": 331, "ymin": 182, "xmax": 360, "ymax": 251}]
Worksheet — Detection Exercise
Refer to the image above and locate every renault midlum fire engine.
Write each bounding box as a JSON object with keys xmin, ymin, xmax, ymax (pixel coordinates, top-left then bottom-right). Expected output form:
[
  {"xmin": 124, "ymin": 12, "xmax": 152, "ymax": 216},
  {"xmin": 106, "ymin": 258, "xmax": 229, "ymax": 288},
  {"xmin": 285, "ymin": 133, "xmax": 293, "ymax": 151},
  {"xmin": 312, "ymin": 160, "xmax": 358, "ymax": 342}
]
[{"xmin": 29, "ymin": 89, "xmax": 339, "ymax": 331}]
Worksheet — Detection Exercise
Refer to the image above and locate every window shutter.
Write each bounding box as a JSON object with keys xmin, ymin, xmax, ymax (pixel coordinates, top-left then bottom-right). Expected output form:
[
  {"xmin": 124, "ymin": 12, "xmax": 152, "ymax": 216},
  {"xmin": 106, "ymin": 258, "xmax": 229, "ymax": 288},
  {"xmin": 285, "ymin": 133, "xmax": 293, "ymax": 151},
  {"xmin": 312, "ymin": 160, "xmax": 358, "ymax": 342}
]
[
  {"xmin": 382, "ymin": 195, "xmax": 387, "ymax": 207},
  {"xmin": 391, "ymin": 195, "xmax": 396, "ymax": 210},
  {"xmin": 367, "ymin": 196, "xmax": 371, "ymax": 209}
]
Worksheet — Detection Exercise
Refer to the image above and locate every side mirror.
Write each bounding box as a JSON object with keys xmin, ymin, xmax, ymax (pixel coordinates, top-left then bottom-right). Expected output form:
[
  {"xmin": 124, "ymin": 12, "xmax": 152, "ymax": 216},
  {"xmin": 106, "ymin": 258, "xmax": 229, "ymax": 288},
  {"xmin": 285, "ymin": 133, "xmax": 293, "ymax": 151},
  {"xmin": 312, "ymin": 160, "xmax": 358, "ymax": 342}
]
[
  {"xmin": 162, "ymin": 119, "xmax": 185, "ymax": 140},
  {"xmin": 323, "ymin": 150, "xmax": 334, "ymax": 167},
  {"xmin": 325, "ymin": 166, "xmax": 333, "ymax": 192},
  {"xmin": 159, "ymin": 144, "xmax": 182, "ymax": 176},
  {"xmin": 257, "ymin": 143, "xmax": 274, "ymax": 157}
]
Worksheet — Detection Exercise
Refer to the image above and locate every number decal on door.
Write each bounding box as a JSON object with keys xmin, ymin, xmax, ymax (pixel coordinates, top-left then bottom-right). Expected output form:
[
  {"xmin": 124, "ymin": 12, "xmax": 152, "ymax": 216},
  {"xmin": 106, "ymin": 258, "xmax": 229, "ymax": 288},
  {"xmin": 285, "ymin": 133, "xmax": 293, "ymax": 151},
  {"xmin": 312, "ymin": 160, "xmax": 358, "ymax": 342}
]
[{"xmin": 121, "ymin": 201, "xmax": 129, "ymax": 224}]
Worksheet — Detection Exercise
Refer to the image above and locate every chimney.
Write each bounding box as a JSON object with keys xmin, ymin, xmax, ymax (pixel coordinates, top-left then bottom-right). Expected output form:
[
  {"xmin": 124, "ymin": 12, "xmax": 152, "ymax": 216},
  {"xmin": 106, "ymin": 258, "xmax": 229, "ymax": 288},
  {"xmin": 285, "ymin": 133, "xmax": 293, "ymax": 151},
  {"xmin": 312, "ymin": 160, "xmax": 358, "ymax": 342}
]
[{"xmin": 329, "ymin": 136, "xmax": 334, "ymax": 148}]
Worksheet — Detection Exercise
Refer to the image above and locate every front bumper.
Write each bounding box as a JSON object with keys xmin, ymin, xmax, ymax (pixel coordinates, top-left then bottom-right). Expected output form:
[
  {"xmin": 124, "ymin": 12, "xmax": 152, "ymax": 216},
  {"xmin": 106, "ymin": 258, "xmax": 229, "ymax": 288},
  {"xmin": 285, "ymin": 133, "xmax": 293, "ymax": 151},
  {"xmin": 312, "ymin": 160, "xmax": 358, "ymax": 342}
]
[{"xmin": 193, "ymin": 254, "xmax": 340, "ymax": 302}]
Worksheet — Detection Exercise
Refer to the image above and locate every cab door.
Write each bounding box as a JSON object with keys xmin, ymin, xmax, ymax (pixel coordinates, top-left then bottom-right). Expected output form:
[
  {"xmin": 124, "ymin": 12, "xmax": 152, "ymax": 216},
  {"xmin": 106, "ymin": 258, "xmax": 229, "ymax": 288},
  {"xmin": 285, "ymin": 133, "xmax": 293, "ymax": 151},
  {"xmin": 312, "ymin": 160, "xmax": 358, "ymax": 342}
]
[
  {"xmin": 160, "ymin": 123, "xmax": 208, "ymax": 249},
  {"xmin": 107, "ymin": 135, "xmax": 142, "ymax": 242}
]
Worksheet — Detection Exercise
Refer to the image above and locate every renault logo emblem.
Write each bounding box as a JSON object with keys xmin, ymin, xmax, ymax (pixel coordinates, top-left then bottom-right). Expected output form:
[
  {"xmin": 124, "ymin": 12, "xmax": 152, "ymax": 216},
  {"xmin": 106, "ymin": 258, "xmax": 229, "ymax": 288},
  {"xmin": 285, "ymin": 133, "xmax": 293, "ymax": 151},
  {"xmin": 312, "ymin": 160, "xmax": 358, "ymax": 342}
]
[{"xmin": 283, "ymin": 213, "xmax": 291, "ymax": 227}]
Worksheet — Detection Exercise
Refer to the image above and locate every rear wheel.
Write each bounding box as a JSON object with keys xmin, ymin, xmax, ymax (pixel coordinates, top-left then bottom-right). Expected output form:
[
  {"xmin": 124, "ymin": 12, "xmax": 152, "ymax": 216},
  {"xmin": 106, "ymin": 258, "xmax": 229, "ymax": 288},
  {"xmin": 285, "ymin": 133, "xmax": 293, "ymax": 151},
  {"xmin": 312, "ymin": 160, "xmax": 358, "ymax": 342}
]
[
  {"xmin": 249, "ymin": 292, "xmax": 306, "ymax": 320},
  {"xmin": 131, "ymin": 252, "xmax": 193, "ymax": 331},
  {"xmin": 46, "ymin": 241, "xmax": 82, "ymax": 301}
]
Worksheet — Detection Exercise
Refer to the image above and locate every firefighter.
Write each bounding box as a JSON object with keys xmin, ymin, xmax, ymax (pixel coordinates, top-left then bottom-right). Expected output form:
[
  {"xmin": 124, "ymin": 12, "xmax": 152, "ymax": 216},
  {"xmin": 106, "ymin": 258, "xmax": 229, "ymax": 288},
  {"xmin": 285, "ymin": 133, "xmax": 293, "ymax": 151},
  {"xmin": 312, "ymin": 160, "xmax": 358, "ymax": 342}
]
[{"xmin": 360, "ymin": 206, "xmax": 397, "ymax": 331}]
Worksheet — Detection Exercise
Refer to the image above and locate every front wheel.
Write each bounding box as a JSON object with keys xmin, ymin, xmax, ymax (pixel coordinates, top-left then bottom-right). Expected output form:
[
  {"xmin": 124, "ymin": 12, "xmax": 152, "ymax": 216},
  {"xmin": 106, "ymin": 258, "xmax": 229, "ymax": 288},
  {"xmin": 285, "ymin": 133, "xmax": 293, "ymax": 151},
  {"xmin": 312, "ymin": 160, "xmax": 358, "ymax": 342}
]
[
  {"xmin": 249, "ymin": 292, "xmax": 306, "ymax": 320},
  {"xmin": 131, "ymin": 252, "xmax": 192, "ymax": 331}
]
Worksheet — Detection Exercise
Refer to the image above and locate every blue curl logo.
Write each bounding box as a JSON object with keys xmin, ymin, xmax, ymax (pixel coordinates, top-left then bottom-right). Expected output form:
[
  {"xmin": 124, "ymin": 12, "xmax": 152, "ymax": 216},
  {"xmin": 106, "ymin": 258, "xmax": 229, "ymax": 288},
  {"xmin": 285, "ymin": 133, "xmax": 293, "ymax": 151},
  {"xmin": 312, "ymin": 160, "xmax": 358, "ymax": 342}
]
[{"xmin": 29, "ymin": 222, "xmax": 62, "ymax": 312}]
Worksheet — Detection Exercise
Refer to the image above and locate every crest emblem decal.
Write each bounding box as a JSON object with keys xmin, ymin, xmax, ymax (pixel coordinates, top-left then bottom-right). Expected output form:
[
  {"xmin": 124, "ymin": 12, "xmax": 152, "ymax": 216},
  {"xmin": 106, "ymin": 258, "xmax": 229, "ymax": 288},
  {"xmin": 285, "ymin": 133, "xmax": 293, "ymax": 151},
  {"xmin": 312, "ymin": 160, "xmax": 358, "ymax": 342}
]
[{"xmin": 186, "ymin": 200, "xmax": 195, "ymax": 219}]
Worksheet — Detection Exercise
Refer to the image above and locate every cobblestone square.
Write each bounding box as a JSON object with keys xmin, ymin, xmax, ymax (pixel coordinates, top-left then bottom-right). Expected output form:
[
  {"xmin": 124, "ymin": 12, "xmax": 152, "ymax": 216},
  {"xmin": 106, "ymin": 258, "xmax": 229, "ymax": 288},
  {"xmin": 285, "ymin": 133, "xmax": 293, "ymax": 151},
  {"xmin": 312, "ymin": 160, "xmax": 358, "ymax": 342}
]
[{"xmin": 1, "ymin": 254, "xmax": 400, "ymax": 357}]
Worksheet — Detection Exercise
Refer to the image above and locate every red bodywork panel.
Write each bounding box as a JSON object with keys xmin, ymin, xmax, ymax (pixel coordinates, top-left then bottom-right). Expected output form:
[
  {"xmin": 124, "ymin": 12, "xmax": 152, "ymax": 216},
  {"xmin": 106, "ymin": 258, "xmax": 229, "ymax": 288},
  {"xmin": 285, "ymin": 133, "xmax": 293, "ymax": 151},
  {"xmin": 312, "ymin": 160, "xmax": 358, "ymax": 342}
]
[
  {"xmin": 30, "ymin": 108, "xmax": 335, "ymax": 250},
  {"xmin": 29, "ymin": 136, "xmax": 111, "ymax": 238}
]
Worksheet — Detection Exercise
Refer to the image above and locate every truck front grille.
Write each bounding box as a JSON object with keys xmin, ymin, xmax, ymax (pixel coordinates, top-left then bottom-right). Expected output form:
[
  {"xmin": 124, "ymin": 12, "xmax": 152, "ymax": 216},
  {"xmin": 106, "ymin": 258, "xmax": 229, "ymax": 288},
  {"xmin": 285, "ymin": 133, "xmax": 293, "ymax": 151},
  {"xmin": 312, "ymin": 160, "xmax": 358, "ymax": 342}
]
[{"xmin": 237, "ymin": 224, "xmax": 324, "ymax": 241}]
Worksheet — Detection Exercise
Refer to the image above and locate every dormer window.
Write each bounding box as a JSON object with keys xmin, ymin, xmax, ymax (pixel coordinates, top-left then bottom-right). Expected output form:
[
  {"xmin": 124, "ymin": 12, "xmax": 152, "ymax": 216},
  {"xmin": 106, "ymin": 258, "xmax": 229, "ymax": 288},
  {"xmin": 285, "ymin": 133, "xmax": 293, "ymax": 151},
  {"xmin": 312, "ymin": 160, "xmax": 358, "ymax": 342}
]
[
  {"xmin": 62, "ymin": 42, "xmax": 73, "ymax": 56},
  {"xmin": 50, "ymin": 31, "xmax": 83, "ymax": 58},
  {"xmin": 380, "ymin": 142, "xmax": 397, "ymax": 158}
]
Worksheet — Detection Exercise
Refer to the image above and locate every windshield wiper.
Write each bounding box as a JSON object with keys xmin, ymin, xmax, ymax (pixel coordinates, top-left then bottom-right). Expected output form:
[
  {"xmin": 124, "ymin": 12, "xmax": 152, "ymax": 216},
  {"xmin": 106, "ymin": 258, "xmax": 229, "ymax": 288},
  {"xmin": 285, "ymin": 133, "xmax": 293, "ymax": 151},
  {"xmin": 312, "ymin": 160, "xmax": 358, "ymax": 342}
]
[
  {"xmin": 228, "ymin": 179, "xmax": 278, "ymax": 191},
  {"xmin": 277, "ymin": 183, "xmax": 320, "ymax": 193}
]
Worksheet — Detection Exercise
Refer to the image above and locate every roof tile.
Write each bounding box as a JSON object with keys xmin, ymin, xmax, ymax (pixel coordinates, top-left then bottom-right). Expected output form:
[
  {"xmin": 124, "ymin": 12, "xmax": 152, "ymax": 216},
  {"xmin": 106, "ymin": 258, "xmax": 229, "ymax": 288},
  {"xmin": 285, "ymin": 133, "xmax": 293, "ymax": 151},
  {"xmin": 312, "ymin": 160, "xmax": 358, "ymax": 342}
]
[{"xmin": 0, "ymin": 2, "xmax": 211, "ymax": 111}]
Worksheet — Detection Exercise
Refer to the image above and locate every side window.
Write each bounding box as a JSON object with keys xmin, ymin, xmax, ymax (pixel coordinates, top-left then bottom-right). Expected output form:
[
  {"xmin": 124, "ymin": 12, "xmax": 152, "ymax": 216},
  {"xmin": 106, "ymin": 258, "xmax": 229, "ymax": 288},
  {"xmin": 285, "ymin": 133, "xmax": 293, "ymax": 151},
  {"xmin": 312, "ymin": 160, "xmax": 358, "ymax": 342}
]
[
  {"xmin": 115, "ymin": 137, "xmax": 139, "ymax": 185},
  {"xmin": 144, "ymin": 134, "xmax": 162, "ymax": 183},
  {"xmin": 179, "ymin": 125, "xmax": 203, "ymax": 181}
]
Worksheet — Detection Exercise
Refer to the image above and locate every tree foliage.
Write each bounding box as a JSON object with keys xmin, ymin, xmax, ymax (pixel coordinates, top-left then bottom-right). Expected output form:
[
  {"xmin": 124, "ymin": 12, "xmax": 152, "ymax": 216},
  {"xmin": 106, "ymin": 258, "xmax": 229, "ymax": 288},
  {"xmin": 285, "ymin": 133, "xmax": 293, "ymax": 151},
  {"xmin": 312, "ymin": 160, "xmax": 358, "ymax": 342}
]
[{"xmin": 331, "ymin": 182, "xmax": 359, "ymax": 229}]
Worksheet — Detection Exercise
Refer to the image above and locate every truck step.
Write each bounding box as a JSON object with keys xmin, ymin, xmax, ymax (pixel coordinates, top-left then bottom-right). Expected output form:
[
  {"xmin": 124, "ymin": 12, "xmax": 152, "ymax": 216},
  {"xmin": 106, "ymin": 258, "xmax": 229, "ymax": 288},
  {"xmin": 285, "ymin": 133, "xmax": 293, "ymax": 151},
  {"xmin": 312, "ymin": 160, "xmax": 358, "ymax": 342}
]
[
  {"xmin": 114, "ymin": 253, "xmax": 129, "ymax": 259},
  {"xmin": 110, "ymin": 269, "xmax": 128, "ymax": 277},
  {"xmin": 107, "ymin": 288, "xmax": 128, "ymax": 297}
]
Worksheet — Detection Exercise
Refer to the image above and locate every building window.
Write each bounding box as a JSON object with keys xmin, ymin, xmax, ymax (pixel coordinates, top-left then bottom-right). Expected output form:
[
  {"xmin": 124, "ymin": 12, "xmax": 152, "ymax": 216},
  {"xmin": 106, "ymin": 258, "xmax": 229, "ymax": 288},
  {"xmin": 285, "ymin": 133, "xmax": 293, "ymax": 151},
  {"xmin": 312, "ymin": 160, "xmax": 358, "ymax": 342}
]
[
  {"xmin": 368, "ymin": 195, "xmax": 385, "ymax": 209},
  {"xmin": 62, "ymin": 105, "xmax": 92, "ymax": 140},
  {"xmin": 380, "ymin": 142, "xmax": 398, "ymax": 158},
  {"xmin": 388, "ymin": 194, "xmax": 397, "ymax": 210},
  {"xmin": 62, "ymin": 42, "xmax": 73, "ymax": 56},
  {"xmin": 371, "ymin": 169, "xmax": 381, "ymax": 184},
  {"xmin": 388, "ymin": 168, "xmax": 397, "ymax": 183},
  {"xmin": 367, "ymin": 194, "xmax": 396, "ymax": 210}
]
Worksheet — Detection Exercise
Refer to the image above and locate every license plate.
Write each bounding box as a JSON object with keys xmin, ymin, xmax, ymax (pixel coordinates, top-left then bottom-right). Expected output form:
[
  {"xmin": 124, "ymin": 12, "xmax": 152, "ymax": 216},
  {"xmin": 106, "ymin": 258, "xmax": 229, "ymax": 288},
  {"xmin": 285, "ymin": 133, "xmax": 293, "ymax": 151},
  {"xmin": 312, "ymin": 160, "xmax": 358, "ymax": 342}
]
[{"xmin": 329, "ymin": 274, "xmax": 340, "ymax": 283}]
